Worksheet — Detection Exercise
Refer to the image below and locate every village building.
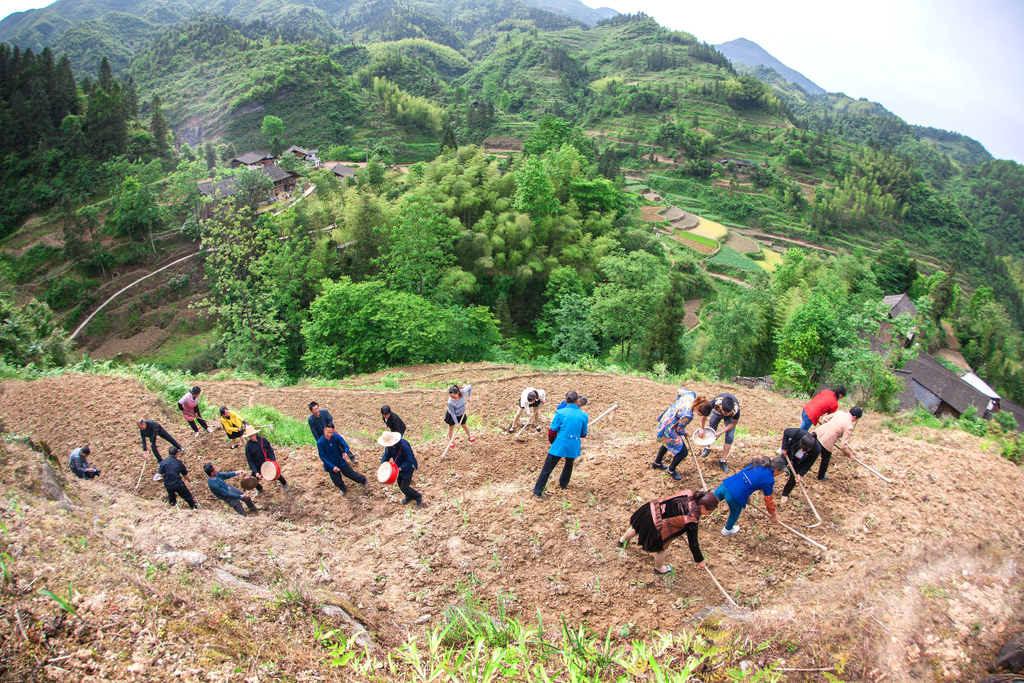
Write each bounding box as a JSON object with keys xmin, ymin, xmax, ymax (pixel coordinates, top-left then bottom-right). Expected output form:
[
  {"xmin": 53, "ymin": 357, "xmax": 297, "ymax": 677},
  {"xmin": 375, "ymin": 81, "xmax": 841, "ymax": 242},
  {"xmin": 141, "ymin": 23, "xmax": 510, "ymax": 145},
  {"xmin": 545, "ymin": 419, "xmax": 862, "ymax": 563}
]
[
  {"xmin": 196, "ymin": 164, "xmax": 300, "ymax": 218},
  {"xmin": 284, "ymin": 145, "xmax": 320, "ymax": 165},
  {"xmin": 323, "ymin": 161, "xmax": 357, "ymax": 180},
  {"xmin": 229, "ymin": 151, "xmax": 275, "ymax": 169}
]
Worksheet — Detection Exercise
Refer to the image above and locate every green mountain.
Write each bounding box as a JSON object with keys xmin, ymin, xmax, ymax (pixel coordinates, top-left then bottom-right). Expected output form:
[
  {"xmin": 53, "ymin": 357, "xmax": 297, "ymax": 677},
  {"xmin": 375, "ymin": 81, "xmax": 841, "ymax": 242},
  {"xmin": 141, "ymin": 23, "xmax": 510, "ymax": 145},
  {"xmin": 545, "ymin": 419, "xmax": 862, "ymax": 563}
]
[{"xmin": 715, "ymin": 37, "xmax": 824, "ymax": 95}]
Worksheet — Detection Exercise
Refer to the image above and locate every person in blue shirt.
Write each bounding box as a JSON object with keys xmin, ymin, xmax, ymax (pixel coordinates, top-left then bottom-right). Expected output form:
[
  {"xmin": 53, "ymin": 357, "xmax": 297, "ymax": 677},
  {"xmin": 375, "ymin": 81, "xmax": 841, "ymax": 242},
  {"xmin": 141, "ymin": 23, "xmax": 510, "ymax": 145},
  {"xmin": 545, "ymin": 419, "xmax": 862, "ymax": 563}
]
[
  {"xmin": 555, "ymin": 396, "xmax": 587, "ymax": 410},
  {"xmin": 534, "ymin": 391, "xmax": 589, "ymax": 497},
  {"xmin": 317, "ymin": 422, "xmax": 368, "ymax": 496},
  {"xmin": 379, "ymin": 431, "xmax": 421, "ymax": 506},
  {"xmin": 714, "ymin": 456, "xmax": 785, "ymax": 536},
  {"xmin": 203, "ymin": 462, "xmax": 258, "ymax": 516}
]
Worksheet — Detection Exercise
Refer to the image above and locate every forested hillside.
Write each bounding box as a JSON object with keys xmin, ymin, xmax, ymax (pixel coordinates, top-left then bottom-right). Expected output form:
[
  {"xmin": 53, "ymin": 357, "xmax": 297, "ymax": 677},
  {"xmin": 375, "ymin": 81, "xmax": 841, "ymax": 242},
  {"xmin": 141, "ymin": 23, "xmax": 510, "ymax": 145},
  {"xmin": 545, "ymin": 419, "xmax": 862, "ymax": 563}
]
[{"xmin": 3, "ymin": 3, "xmax": 1024, "ymax": 413}]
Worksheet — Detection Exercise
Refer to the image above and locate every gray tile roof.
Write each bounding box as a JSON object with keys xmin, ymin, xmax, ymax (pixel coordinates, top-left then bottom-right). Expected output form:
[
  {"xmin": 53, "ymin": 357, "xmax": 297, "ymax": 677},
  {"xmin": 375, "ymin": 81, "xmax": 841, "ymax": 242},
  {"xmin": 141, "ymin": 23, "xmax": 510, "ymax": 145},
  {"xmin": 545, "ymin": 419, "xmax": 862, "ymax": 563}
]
[
  {"xmin": 233, "ymin": 151, "xmax": 274, "ymax": 165},
  {"xmin": 902, "ymin": 353, "xmax": 990, "ymax": 416},
  {"xmin": 261, "ymin": 164, "xmax": 295, "ymax": 183},
  {"xmin": 882, "ymin": 293, "xmax": 918, "ymax": 319},
  {"xmin": 198, "ymin": 177, "xmax": 238, "ymax": 199}
]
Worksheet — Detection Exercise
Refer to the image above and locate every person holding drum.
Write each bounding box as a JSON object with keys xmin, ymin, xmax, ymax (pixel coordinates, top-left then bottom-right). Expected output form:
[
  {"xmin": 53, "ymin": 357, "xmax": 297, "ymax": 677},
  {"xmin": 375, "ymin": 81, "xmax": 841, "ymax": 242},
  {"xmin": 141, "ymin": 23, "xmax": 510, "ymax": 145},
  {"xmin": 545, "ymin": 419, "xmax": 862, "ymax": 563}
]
[
  {"xmin": 653, "ymin": 390, "xmax": 706, "ymax": 481},
  {"xmin": 696, "ymin": 393, "xmax": 741, "ymax": 474},
  {"xmin": 244, "ymin": 426, "xmax": 289, "ymax": 492},
  {"xmin": 317, "ymin": 422, "xmax": 368, "ymax": 496},
  {"xmin": 618, "ymin": 489, "xmax": 719, "ymax": 575},
  {"xmin": 378, "ymin": 431, "xmax": 421, "ymax": 506},
  {"xmin": 444, "ymin": 385, "xmax": 474, "ymax": 448}
]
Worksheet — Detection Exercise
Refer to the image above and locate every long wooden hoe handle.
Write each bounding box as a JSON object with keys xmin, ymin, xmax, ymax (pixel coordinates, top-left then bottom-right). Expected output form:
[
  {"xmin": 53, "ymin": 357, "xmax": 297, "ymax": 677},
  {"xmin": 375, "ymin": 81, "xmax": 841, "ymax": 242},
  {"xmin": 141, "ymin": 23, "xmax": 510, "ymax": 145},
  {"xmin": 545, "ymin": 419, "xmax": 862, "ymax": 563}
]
[
  {"xmin": 750, "ymin": 505, "xmax": 828, "ymax": 551},
  {"xmin": 782, "ymin": 451, "xmax": 822, "ymax": 528},
  {"xmin": 134, "ymin": 457, "xmax": 147, "ymax": 496},
  {"xmin": 704, "ymin": 562, "xmax": 738, "ymax": 607},
  {"xmin": 589, "ymin": 404, "xmax": 618, "ymax": 427},
  {"xmin": 685, "ymin": 434, "xmax": 707, "ymax": 490},
  {"xmin": 850, "ymin": 452, "xmax": 893, "ymax": 483}
]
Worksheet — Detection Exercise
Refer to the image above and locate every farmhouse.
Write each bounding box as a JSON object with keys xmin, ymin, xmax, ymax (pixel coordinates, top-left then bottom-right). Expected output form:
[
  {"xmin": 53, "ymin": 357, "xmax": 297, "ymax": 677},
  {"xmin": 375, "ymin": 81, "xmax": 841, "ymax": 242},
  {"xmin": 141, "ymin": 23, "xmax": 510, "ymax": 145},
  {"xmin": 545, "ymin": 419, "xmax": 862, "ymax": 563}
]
[
  {"xmin": 284, "ymin": 145, "xmax": 320, "ymax": 165},
  {"xmin": 229, "ymin": 151, "xmax": 275, "ymax": 169},
  {"xmin": 195, "ymin": 164, "xmax": 300, "ymax": 218},
  {"xmin": 873, "ymin": 292, "xmax": 918, "ymax": 351},
  {"xmin": 324, "ymin": 161, "xmax": 357, "ymax": 180},
  {"xmin": 262, "ymin": 164, "xmax": 299, "ymax": 198}
]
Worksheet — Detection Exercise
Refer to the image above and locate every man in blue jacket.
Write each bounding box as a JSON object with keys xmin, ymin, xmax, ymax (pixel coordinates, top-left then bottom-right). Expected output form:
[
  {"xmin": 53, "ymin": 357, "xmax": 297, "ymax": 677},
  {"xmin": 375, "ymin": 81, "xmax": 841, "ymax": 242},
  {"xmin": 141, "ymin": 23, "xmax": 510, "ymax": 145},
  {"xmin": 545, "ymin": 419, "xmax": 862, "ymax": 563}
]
[
  {"xmin": 379, "ymin": 431, "xmax": 421, "ymax": 506},
  {"xmin": 317, "ymin": 422, "xmax": 368, "ymax": 496},
  {"xmin": 203, "ymin": 462, "xmax": 258, "ymax": 516},
  {"xmin": 534, "ymin": 391, "xmax": 589, "ymax": 497}
]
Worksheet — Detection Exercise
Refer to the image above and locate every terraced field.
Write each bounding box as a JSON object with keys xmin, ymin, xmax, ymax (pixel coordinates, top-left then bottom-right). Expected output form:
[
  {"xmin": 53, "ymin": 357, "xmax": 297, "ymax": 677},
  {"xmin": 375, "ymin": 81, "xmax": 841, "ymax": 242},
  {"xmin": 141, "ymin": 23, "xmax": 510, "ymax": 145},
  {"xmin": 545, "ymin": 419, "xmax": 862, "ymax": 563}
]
[{"xmin": 689, "ymin": 218, "xmax": 728, "ymax": 240}]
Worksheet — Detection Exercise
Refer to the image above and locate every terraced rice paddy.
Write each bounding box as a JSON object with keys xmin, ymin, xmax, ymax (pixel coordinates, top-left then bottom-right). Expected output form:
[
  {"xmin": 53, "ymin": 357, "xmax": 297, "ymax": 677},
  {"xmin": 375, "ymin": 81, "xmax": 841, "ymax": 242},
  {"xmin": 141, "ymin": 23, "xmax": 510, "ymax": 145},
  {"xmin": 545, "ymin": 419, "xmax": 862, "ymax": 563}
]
[
  {"xmin": 724, "ymin": 231, "xmax": 760, "ymax": 254},
  {"xmin": 689, "ymin": 218, "xmax": 728, "ymax": 240},
  {"xmin": 672, "ymin": 233, "xmax": 716, "ymax": 255},
  {"xmin": 757, "ymin": 247, "xmax": 784, "ymax": 272}
]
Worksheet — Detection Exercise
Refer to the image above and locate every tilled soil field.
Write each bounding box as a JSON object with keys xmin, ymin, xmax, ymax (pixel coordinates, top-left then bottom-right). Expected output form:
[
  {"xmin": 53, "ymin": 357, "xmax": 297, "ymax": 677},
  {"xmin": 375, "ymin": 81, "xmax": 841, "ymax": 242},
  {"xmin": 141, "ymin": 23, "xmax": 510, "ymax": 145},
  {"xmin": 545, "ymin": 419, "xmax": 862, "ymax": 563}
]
[{"xmin": 0, "ymin": 364, "xmax": 1021, "ymax": 681}]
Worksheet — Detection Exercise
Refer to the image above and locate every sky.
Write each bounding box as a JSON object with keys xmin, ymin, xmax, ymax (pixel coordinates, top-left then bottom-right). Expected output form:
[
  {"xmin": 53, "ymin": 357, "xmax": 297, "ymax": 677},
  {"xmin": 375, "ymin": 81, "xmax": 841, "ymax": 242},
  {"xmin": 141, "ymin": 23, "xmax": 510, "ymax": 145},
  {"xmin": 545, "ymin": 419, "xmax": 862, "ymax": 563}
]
[
  {"xmin": 595, "ymin": 0, "xmax": 1024, "ymax": 163},
  {"xmin": 2, "ymin": 0, "xmax": 1022, "ymax": 161}
]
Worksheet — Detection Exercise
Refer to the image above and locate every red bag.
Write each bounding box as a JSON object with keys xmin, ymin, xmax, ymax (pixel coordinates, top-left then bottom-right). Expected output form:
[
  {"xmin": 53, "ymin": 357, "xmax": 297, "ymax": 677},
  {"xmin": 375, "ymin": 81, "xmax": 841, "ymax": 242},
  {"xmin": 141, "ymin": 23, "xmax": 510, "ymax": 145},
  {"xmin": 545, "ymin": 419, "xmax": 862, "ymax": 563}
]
[{"xmin": 548, "ymin": 429, "xmax": 557, "ymax": 444}]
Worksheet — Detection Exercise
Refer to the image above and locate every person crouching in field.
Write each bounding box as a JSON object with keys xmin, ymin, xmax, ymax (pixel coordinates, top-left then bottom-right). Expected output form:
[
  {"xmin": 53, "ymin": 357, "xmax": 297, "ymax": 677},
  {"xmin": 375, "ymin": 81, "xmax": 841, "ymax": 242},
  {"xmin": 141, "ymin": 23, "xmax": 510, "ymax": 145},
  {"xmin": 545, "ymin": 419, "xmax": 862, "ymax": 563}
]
[
  {"xmin": 219, "ymin": 405, "xmax": 245, "ymax": 450},
  {"xmin": 653, "ymin": 389, "xmax": 706, "ymax": 481},
  {"xmin": 714, "ymin": 456, "xmax": 786, "ymax": 536},
  {"xmin": 381, "ymin": 405, "xmax": 406, "ymax": 436},
  {"xmin": 533, "ymin": 391, "xmax": 589, "ymax": 497},
  {"xmin": 812, "ymin": 407, "xmax": 863, "ymax": 481},
  {"xmin": 509, "ymin": 387, "xmax": 546, "ymax": 434},
  {"xmin": 379, "ymin": 431, "xmax": 421, "ymax": 506},
  {"xmin": 800, "ymin": 386, "xmax": 846, "ymax": 431},
  {"xmin": 69, "ymin": 445, "xmax": 100, "ymax": 479},
  {"xmin": 203, "ymin": 462, "xmax": 258, "ymax": 516},
  {"xmin": 619, "ymin": 489, "xmax": 719, "ymax": 575}
]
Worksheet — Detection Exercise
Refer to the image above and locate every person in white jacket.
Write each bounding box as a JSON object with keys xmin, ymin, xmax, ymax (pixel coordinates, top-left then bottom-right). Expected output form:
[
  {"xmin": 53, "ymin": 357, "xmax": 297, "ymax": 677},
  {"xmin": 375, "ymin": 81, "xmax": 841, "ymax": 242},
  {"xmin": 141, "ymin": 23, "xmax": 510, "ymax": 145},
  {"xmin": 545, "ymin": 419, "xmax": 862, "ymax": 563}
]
[{"xmin": 508, "ymin": 387, "xmax": 546, "ymax": 434}]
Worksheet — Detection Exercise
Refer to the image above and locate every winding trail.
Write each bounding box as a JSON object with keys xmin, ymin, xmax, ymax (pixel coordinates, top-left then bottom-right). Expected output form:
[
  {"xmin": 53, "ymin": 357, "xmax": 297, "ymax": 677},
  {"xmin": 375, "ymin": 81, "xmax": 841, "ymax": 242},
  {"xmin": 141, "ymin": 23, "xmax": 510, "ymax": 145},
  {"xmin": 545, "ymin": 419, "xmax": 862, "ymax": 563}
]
[{"xmin": 69, "ymin": 252, "xmax": 201, "ymax": 341}]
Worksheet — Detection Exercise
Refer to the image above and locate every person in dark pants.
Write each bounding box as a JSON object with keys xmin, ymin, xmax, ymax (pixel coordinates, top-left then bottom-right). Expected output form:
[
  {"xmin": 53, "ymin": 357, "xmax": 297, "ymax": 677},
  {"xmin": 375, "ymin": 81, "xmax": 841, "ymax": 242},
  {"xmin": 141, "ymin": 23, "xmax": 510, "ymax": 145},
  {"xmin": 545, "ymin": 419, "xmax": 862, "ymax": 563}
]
[
  {"xmin": 178, "ymin": 386, "xmax": 213, "ymax": 438},
  {"xmin": 777, "ymin": 428, "xmax": 824, "ymax": 500},
  {"xmin": 308, "ymin": 402, "xmax": 334, "ymax": 442},
  {"xmin": 158, "ymin": 447, "xmax": 197, "ymax": 509},
  {"xmin": 69, "ymin": 446, "xmax": 100, "ymax": 479},
  {"xmin": 317, "ymin": 423, "xmax": 368, "ymax": 496},
  {"xmin": 243, "ymin": 425, "xmax": 289, "ymax": 491},
  {"xmin": 379, "ymin": 431, "xmax": 421, "ymax": 506},
  {"xmin": 204, "ymin": 462, "xmax": 258, "ymax": 516},
  {"xmin": 534, "ymin": 391, "xmax": 589, "ymax": 497},
  {"xmin": 381, "ymin": 405, "xmax": 406, "ymax": 436},
  {"xmin": 696, "ymin": 393, "xmax": 741, "ymax": 474},
  {"xmin": 138, "ymin": 419, "xmax": 182, "ymax": 467},
  {"xmin": 653, "ymin": 390, "xmax": 707, "ymax": 481}
]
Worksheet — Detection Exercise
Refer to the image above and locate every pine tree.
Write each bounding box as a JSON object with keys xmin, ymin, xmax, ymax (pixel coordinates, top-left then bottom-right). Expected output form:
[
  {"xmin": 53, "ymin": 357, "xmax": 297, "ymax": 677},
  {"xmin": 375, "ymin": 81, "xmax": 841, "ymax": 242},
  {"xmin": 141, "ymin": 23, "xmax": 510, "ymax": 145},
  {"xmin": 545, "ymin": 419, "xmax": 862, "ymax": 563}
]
[
  {"xmin": 150, "ymin": 94, "xmax": 169, "ymax": 153},
  {"xmin": 640, "ymin": 272, "xmax": 688, "ymax": 371},
  {"xmin": 204, "ymin": 141, "xmax": 217, "ymax": 170},
  {"xmin": 122, "ymin": 77, "xmax": 139, "ymax": 119},
  {"xmin": 98, "ymin": 56, "xmax": 114, "ymax": 93}
]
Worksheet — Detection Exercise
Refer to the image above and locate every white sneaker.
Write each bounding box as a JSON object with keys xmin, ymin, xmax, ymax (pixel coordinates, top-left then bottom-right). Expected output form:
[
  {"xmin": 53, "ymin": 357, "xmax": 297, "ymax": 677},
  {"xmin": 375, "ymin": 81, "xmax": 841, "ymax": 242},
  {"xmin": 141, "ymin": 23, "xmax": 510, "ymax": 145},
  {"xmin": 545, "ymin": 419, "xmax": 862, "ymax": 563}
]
[
  {"xmin": 721, "ymin": 525, "xmax": 740, "ymax": 536},
  {"xmin": 153, "ymin": 474, "xmax": 163, "ymax": 482},
  {"xmin": 207, "ymin": 426, "xmax": 214, "ymax": 433},
  {"xmin": 193, "ymin": 431, "xmax": 202, "ymax": 438}
]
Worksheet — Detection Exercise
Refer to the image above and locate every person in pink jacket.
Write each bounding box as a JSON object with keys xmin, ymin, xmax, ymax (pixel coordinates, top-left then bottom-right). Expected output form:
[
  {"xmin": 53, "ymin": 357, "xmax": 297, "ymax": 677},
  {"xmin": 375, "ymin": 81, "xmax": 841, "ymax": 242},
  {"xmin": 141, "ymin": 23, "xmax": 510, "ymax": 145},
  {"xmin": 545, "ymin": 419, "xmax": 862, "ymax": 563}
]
[
  {"xmin": 811, "ymin": 407, "xmax": 863, "ymax": 481},
  {"xmin": 178, "ymin": 386, "xmax": 214, "ymax": 438}
]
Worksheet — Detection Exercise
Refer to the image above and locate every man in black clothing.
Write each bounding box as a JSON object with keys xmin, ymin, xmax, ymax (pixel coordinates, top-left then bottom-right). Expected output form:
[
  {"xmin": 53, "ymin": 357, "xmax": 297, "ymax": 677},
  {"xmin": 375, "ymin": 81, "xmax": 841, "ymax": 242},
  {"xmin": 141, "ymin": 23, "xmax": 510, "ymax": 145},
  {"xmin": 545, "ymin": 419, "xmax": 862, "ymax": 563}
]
[
  {"xmin": 697, "ymin": 393, "xmax": 741, "ymax": 474},
  {"xmin": 777, "ymin": 428, "xmax": 823, "ymax": 500},
  {"xmin": 381, "ymin": 405, "xmax": 406, "ymax": 436},
  {"xmin": 307, "ymin": 402, "xmax": 334, "ymax": 442},
  {"xmin": 158, "ymin": 447, "xmax": 197, "ymax": 509},
  {"xmin": 137, "ymin": 419, "xmax": 182, "ymax": 464},
  {"xmin": 244, "ymin": 426, "xmax": 289, "ymax": 491}
]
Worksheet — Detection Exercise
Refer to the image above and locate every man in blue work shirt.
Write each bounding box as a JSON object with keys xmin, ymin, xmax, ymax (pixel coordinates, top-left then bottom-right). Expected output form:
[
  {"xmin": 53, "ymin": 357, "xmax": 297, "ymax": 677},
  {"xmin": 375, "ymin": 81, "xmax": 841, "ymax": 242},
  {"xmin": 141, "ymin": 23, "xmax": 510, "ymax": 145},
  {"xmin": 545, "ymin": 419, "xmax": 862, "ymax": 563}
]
[
  {"xmin": 534, "ymin": 391, "xmax": 589, "ymax": 497},
  {"xmin": 317, "ymin": 422, "xmax": 368, "ymax": 496},
  {"xmin": 203, "ymin": 462, "xmax": 258, "ymax": 516}
]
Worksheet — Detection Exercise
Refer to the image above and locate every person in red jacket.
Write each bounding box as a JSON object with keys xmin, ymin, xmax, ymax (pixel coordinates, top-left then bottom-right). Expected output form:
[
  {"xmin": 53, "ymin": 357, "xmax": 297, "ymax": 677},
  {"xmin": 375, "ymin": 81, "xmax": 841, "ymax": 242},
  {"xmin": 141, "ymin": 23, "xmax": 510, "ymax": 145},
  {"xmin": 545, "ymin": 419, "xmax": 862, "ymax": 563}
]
[{"xmin": 800, "ymin": 386, "xmax": 846, "ymax": 431}]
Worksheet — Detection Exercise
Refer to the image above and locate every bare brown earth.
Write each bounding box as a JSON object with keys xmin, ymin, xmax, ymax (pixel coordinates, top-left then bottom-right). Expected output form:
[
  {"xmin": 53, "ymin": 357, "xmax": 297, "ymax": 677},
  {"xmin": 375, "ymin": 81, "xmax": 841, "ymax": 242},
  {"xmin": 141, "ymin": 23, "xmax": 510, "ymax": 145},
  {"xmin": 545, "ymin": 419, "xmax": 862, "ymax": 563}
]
[
  {"xmin": 0, "ymin": 364, "xmax": 1020, "ymax": 681},
  {"xmin": 684, "ymin": 299, "xmax": 702, "ymax": 329}
]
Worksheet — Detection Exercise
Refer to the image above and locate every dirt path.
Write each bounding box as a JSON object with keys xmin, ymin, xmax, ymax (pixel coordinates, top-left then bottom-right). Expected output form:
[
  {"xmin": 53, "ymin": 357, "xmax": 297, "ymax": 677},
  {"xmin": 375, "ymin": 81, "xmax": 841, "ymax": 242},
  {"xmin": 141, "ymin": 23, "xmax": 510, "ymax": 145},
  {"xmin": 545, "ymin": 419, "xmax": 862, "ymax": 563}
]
[
  {"xmin": 704, "ymin": 270, "xmax": 751, "ymax": 288},
  {"xmin": 731, "ymin": 226, "xmax": 839, "ymax": 254}
]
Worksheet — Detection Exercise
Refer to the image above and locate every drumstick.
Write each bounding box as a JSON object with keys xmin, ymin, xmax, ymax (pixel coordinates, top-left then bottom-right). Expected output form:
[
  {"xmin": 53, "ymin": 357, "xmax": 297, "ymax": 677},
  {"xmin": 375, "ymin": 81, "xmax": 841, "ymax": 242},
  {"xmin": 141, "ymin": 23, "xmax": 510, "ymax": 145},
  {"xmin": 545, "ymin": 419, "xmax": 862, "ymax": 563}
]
[{"xmin": 704, "ymin": 562, "xmax": 738, "ymax": 607}]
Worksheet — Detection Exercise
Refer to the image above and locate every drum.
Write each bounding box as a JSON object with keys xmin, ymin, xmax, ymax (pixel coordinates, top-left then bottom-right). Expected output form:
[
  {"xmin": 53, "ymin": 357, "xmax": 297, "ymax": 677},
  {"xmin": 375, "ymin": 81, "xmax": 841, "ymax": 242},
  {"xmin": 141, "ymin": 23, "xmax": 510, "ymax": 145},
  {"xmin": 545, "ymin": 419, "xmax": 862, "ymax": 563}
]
[
  {"xmin": 376, "ymin": 461, "xmax": 398, "ymax": 485},
  {"xmin": 693, "ymin": 428, "xmax": 717, "ymax": 446},
  {"xmin": 260, "ymin": 460, "xmax": 281, "ymax": 481},
  {"xmin": 240, "ymin": 476, "xmax": 259, "ymax": 491}
]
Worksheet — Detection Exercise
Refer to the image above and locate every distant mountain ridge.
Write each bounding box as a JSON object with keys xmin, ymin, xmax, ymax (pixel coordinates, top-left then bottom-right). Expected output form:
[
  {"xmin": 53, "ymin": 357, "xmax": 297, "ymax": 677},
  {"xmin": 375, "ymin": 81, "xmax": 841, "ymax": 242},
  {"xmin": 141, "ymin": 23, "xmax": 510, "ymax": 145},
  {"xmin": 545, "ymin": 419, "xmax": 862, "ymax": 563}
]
[{"xmin": 715, "ymin": 37, "xmax": 825, "ymax": 95}]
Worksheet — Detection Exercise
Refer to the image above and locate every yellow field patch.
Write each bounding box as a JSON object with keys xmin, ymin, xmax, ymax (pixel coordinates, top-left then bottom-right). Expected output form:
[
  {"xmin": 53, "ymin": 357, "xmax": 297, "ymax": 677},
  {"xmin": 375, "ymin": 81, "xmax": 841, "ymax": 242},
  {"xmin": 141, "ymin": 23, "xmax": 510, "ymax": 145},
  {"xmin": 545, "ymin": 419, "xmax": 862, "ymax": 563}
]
[
  {"xmin": 689, "ymin": 218, "xmax": 728, "ymax": 240},
  {"xmin": 758, "ymin": 247, "xmax": 784, "ymax": 272}
]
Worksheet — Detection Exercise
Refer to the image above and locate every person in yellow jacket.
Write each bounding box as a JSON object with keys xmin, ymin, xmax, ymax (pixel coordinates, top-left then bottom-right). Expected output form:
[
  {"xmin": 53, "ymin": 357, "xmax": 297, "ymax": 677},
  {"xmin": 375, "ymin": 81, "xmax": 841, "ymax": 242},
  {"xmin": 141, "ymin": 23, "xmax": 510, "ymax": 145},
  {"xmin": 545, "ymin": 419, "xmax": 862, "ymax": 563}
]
[{"xmin": 219, "ymin": 405, "xmax": 246, "ymax": 450}]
